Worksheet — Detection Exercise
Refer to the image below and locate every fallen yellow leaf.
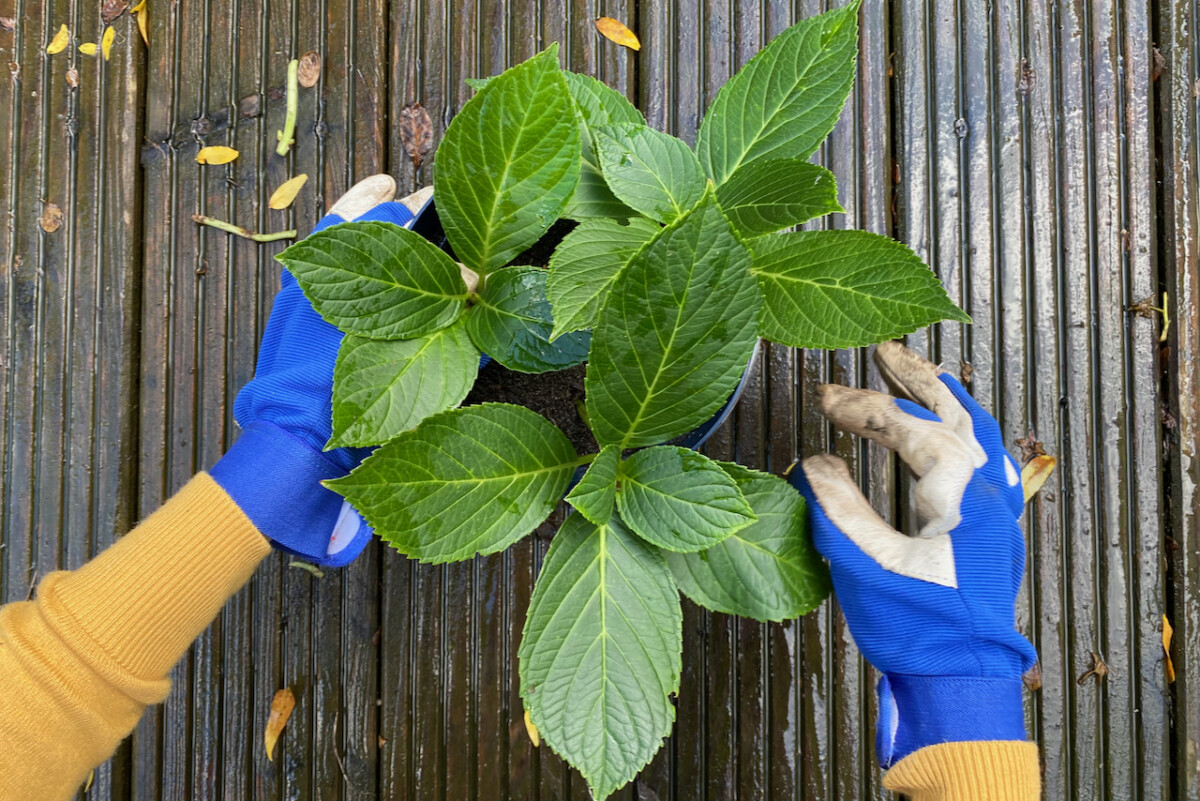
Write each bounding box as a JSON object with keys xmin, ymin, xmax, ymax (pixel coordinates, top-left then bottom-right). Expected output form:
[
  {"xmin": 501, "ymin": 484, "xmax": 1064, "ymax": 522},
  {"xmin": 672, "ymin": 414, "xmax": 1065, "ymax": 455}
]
[
  {"xmin": 1164, "ymin": 614, "xmax": 1175, "ymax": 684},
  {"xmin": 264, "ymin": 687, "xmax": 296, "ymax": 761},
  {"xmin": 269, "ymin": 174, "xmax": 308, "ymax": 209},
  {"xmin": 46, "ymin": 24, "xmax": 70, "ymax": 54},
  {"xmin": 101, "ymin": 25, "xmax": 115, "ymax": 60},
  {"xmin": 196, "ymin": 145, "xmax": 239, "ymax": 165},
  {"xmin": 595, "ymin": 17, "xmax": 640, "ymax": 51},
  {"xmin": 79, "ymin": 42, "xmax": 97, "ymax": 55},
  {"xmin": 136, "ymin": 4, "xmax": 148, "ymax": 47},
  {"xmin": 1021, "ymin": 454, "xmax": 1056, "ymax": 503},
  {"xmin": 130, "ymin": 0, "xmax": 146, "ymax": 12},
  {"xmin": 523, "ymin": 708, "xmax": 540, "ymax": 747}
]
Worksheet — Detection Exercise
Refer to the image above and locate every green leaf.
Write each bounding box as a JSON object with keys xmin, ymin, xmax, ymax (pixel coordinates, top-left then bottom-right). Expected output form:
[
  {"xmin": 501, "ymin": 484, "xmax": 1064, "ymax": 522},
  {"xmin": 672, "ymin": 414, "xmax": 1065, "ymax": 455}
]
[
  {"xmin": 278, "ymin": 220, "xmax": 468, "ymax": 339},
  {"xmin": 520, "ymin": 513, "xmax": 681, "ymax": 801},
  {"xmin": 750, "ymin": 229, "xmax": 970, "ymax": 349},
  {"xmin": 694, "ymin": 2, "xmax": 861, "ymax": 186},
  {"xmin": 329, "ymin": 403, "xmax": 578, "ymax": 563},
  {"xmin": 666, "ymin": 463, "xmax": 831, "ymax": 621},
  {"xmin": 464, "ymin": 76, "xmax": 493, "ymax": 91},
  {"xmin": 586, "ymin": 191, "xmax": 762, "ymax": 449},
  {"xmin": 562, "ymin": 72, "xmax": 645, "ymax": 220},
  {"xmin": 616, "ymin": 446, "xmax": 755, "ymax": 552},
  {"xmin": 565, "ymin": 444, "xmax": 620, "ymax": 525},
  {"xmin": 546, "ymin": 217, "xmax": 660, "ymax": 340},
  {"xmin": 435, "ymin": 47, "xmax": 581, "ymax": 274},
  {"xmin": 594, "ymin": 123, "xmax": 708, "ymax": 224},
  {"xmin": 465, "ymin": 266, "xmax": 590, "ymax": 373},
  {"xmin": 328, "ymin": 321, "xmax": 480, "ymax": 448},
  {"xmin": 716, "ymin": 158, "xmax": 843, "ymax": 236}
]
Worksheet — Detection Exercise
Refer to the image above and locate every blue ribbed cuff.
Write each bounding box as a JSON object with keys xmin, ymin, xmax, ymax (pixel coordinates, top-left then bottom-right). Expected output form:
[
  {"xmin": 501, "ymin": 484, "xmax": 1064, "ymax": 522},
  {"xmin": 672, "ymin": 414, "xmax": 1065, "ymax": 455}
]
[
  {"xmin": 877, "ymin": 674, "xmax": 1028, "ymax": 767},
  {"xmin": 210, "ymin": 421, "xmax": 371, "ymax": 565}
]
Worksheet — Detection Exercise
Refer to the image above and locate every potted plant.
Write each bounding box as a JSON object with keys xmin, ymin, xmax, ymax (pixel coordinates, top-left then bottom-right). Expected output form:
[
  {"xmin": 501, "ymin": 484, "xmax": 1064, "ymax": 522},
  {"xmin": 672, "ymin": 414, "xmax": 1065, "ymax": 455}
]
[{"xmin": 277, "ymin": 1, "xmax": 968, "ymax": 796}]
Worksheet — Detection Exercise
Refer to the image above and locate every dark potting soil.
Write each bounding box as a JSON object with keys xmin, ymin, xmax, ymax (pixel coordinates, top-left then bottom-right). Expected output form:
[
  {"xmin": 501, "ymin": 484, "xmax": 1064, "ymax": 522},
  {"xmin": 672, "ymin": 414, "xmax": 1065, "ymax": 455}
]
[
  {"xmin": 464, "ymin": 361, "xmax": 598, "ymax": 455},
  {"xmin": 511, "ymin": 218, "xmax": 577, "ymax": 267}
]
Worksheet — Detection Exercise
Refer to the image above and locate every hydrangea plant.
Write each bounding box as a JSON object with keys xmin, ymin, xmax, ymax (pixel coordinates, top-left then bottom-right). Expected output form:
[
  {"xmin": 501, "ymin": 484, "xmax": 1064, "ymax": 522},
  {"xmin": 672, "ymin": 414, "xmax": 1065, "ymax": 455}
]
[{"xmin": 277, "ymin": 2, "xmax": 968, "ymax": 795}]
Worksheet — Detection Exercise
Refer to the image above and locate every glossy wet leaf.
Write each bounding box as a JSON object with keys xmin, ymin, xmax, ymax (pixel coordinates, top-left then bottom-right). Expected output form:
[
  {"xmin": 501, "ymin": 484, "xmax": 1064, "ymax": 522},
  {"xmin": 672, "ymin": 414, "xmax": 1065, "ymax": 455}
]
[
  {"xmin": 565, "ymin": 443, "xmax": 620, "ymax": 525},
  {"xmin": 465, "ymin": 266, "xmax": 590, "ymax": 373},
  {"xmin": 715, "ymin": 158, "xmax": 842, "ymax": 236},
  {"xmin": 399, "ymin": 103, "xmax": 434, "ymax": 168},
  {"xmin": 666, "ymin": 463, "xmax": 831, "ymax": 620},
  {"xmin": 264, "ymin": 688, "xmax": 296, "ymax": 761},
  {"xmin": 546, "ymin": 216, "xmax": 659, "ymax": 339},
  {"xmin": 586, "ymin": 191, "xmax": 762, "ymax": 448},
  {"xmin": 595, "ymin": 123, "xmax": 707, "ymax": 224},
  {"xmin": 268, "ymin": 174, "xmax": 308, "ymax": 210},
  {"xmin": 520, "ymin": 513, "xmax": 680, "ymax": 801},
  {"xmin": 694, "ymin": 2, "xmax": 860, "ymax": 185},
  {"xmin": 435, "ymin": 47, "xmax": 580, "ymax": 275},
  {"xmin": 750, "ymin": 229, "xmax": 970, "ymax": 349},
  {"xmin": 616, "ymin": 446, "xmax": 754, "ymax": 552},
  {"xmin": 278, "ymin": 219, "xmax": 468, "ymax": 339},
  {"xmin": 329, "ymin": 320, "xmax": 480, "ymax": 448},
  {"xmin": 594, "ymin": 16, "xmax": 641, "ymax": 50},
  {"xmin": 46, "ymin": 24, "xmax": 69, "ymax": 54},
  {"xmin": 562, "ymin": 71, "xmax": 644, "ymax": 220},
  {"xmin": 330, "ymin": 403, "xmax": 578, "ymax": 563},
  {"xmin": 195, "ymin": 145, "xmax": 239, "ymax": 165}
]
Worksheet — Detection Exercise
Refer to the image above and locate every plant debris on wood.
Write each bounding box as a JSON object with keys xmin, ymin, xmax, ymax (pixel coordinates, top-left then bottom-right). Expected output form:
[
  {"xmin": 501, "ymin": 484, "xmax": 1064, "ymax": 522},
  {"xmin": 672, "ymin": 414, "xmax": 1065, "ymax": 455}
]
[
  {"xmin": 46, "ymin": 24, "xmax": 69, "ymax": 54},
  {"xmin": 101, "ymin": 25, "xmax": 114, "ymax": 60},
  {"xmin": 193, "ymin": 214, "xmax": 296, "ymax": 242},
  {"xmin": 595, "ymin": 17, "xmax": 640, "ymax": 51},
  {"xmin": 101, "ymin": 0, "xmax": 129, "ymax": 25},
  {"xmin": 399, "ymin": 103, "xmax": 434, "ymax": 168},
  {"xmin": 269, "ymin": 174, "xmax": 308, "ymax": 209},
  {"xmin": 297, "ymin": 49, "xmax": 321, "ymax": 87},
  {"xmin": 264, "ymin": 688, "xmax": 296, "ymax": 761},
  {"xmin": 1021, "ymin": 455, "xmax": 1056, "ymax": 503},
  {"xmin": 1077, "ymin": 651, "xmax": 1108, "ymax": 685},
  {"xmin": 1164, "ymin": 615, "xmax": 1175, "ymax": 683},
  {"xmin": 195, "ymin": 145, "xmax": 239, "ymax": 165},
  {"xmin": 276, "ymin": 58, "xmax": 299, "ymax": 155},
  {"xmin": 39, "ymin": 202, "xmax": 63, "ymax": 233}
]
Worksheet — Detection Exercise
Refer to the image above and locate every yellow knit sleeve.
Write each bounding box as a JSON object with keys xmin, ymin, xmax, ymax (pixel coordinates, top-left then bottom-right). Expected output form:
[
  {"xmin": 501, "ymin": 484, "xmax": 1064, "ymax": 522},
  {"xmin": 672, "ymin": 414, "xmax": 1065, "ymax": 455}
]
[
  {"xmin": 0, "ymin": 473, "xmax": 270, "ymax": 801},
  {"xmin": 883, "ymin": 740, "xmax": 1041, "ymax": 800}
]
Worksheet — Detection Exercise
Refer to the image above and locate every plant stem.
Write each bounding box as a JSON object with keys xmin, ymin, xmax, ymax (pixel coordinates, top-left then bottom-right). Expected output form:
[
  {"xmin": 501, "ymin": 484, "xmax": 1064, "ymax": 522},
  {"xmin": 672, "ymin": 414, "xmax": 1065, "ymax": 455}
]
[
  {"xmin": 287, "ymin": 559, "xmax": 325, "ymax": 578},
  {"xmin": 576, "ymin": 452, "xmax": 598, "ymax": 467},
  {"xmin": 193, "ymin": 214, "xmax": 296, "ymax": 242},
  {"xmin": 276, "ymin": 58, "xmax": 299, "ymax": 156}
]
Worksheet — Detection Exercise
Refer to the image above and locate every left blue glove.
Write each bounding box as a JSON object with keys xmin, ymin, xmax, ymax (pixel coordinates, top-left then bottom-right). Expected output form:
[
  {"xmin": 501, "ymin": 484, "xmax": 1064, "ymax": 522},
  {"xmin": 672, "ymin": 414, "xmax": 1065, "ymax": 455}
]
[{"xmin": 211, "ymin": 175, "xmax": 423, "ymax": 567}]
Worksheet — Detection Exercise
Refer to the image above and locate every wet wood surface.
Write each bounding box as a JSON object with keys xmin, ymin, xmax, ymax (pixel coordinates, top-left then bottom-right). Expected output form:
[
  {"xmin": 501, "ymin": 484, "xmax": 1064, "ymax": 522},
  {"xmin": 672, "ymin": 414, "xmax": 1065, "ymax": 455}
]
[{"xmin": 0, "ymin": 1, "xmax": 1188, "ymax": 799}]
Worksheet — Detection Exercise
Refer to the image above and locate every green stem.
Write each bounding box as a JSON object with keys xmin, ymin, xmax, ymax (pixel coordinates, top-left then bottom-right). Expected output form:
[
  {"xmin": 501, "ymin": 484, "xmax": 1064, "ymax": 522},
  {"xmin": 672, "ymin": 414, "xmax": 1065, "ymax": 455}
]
[
  {"xmin": 287, "ymin": 560, "xmax": 325, "ymax": 578},
  {"xmin": 193, "ymin": 214, "xmax": 296, "ymax": 242},
  {"xmin": 276, "ymin": 58, "xmax": 299, "ymax": 156},
  {"xmin": 576, "ymin": 452, "xmax": 599, "ymax": 467}
]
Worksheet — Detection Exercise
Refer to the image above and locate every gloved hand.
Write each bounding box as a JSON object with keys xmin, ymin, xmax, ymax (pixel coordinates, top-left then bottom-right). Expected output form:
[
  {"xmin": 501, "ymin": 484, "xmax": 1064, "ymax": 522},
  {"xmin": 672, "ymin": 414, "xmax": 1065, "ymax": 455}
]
[
  {"xmin": 211, "ymin": 175, "xmax": 430, "ymax": 567},
  {"xmin": 789, "ymin": 341, "xmax": 1037, "ymax": 767}
]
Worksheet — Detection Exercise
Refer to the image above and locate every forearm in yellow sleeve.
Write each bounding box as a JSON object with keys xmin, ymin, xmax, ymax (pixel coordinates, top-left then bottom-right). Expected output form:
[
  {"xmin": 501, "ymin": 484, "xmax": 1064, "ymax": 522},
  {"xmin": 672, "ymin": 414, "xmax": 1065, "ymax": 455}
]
[
  {"xmin": 883, "ymin": 740, "xmax": 1041, "ymax": 800},
  {"xmin": 0, "ymin": 473, "xmax": 271, "ymax": 801}
]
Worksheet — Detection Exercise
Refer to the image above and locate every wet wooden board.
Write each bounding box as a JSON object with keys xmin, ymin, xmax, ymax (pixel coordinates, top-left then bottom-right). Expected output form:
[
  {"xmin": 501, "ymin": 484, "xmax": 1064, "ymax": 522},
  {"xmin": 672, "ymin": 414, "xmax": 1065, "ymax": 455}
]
[{"xmin": 0, "ymin": 1, "xmax": 1186, "ymax": 800}]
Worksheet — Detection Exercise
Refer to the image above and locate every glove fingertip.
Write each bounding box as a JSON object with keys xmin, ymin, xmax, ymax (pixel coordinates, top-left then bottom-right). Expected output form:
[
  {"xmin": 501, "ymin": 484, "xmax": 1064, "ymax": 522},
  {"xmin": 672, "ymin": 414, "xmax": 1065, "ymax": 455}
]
[{"xmin": 353, "ymin": 201, "xmax": 416, "ymax": 228}]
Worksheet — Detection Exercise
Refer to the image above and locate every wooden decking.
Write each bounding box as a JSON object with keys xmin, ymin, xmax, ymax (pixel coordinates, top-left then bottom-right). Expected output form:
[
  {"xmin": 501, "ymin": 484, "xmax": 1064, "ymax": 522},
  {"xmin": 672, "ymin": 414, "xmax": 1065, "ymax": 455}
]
[{"xmin": 2, "ymin": 1, "xmax": 1197, "ymax": 798}]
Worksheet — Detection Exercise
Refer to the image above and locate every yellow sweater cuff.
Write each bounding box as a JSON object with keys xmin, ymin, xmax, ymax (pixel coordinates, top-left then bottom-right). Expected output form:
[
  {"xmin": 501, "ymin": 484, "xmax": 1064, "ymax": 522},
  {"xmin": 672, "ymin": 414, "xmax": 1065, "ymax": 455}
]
[
  {"xmin": 44, "ymin": 472, "xmax": 270, "ymax": 682},
  {"xmin": 883, "ymin": 740, "xmax": 1041, "ymax": 800}
]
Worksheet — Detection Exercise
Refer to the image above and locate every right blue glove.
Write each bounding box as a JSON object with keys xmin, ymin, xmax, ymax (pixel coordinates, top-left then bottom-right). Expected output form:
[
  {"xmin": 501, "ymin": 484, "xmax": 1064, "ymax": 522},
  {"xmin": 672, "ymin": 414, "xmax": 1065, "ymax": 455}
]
[{"xmin": 789, "ymin": 342, "xmax": 1037, "ymax": 768}]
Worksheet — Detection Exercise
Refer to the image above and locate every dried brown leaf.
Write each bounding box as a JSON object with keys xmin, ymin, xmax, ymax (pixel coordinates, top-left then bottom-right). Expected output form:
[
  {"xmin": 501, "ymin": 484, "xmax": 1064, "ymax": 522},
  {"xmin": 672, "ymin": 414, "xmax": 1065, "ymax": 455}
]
[
  {"xmin": 40, "ymin": 202, "xmax": 63, "ymax": 233},
  {"xmin": 264, "ymin": 687, "xmax": 296, "ymax": 761},
  {"xmin": 399, "ymin": 103, "xmax": 433, "ymax": 168},
  {"xmin": 0, "ymin": 17, "xmax": 15, "ymax": 32},
  {"xmin": 101, "ymin": 25, "xmax": 114, "ymax": 60},
  {"xmin": 1076, "ymin": 651, "xmax": 1108, "ymax": 685},
  {"xmin": 1164, "ymin": 614, "xmax": 1175, "ymax": 684},
  {"xmin": 195, "ymin": 145, "xmax": 239, "ymax": 165},
  {"xmin": 1022, "ymin": 663, "xmax": 1042, "ymax": 692},
  {"xmin": 46, "ymin": 24, "xmax": 69, "ymax": 54},
  {"xmin": 101, "ymin": 0, "xmax": 128, "ymax": 24},
  {"xmin": 1021, "ymin": 454, "xmax": 1056, "ymax": 504},
  {"xmin": 269, "ymin": 174, "xmax": 308, "ymax": 210},
  {"xmin": 595, "ymin": 17, "xmax": 640, "ymax": 51},
  {"xmin": 65, "ymin": 67, "xmax": 79, "ymax": 88},
  {"xmin": 297, "ymin": 49, "xmax": 321, "ymax": 88},
  {"xmin": 1015, "ymin": 430, "xmax": 1046, "ymax": 462}
]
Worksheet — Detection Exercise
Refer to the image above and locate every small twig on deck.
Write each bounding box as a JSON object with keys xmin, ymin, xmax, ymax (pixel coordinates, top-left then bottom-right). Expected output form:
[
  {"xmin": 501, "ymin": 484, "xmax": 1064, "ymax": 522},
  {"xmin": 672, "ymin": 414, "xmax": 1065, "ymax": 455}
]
[
  {"xmin": 331, "ymin": 718, "xmax": 353, "ymax": 789},
  {"xmin": 193, "ymin": 214, "xmax": 296, "ymax": 243},
  {"xmin": 276, "ymin": 58, "xmax": 299, "ymax": 156}
]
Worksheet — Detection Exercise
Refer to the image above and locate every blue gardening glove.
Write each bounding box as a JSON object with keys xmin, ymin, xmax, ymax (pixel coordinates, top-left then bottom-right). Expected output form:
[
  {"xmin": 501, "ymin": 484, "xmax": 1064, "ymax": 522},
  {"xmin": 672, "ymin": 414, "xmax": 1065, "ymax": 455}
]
[
  {"xmin": 789, "ymin": 341, "xmax": 1037, "ymax": 767},
  {"xmin": 211, "ymin": 175, "xmax": 428, "ymax": 567}
]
